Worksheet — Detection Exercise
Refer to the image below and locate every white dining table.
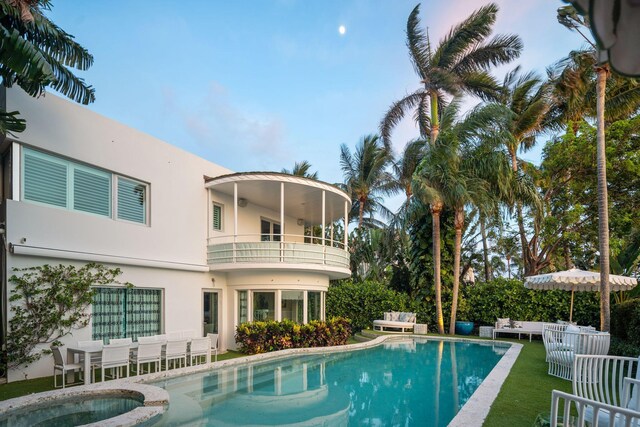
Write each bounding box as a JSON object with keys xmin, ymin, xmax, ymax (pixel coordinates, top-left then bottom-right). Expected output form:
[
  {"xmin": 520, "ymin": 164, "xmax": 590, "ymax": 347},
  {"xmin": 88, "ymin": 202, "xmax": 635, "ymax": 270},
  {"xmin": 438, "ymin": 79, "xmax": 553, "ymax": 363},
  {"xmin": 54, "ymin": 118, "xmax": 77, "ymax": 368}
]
[{"xmin": 67, "ymin": 345, "xmax": 105, "ymax": 385}]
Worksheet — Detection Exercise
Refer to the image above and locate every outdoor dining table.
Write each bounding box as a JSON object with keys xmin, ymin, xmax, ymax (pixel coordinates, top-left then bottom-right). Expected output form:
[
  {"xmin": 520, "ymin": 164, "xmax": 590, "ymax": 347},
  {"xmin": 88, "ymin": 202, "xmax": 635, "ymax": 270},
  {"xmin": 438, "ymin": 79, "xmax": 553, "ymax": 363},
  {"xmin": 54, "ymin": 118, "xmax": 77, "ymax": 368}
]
[{"xmin": 67, "ymin": 339, "xmax": 194, "ymax": 385}]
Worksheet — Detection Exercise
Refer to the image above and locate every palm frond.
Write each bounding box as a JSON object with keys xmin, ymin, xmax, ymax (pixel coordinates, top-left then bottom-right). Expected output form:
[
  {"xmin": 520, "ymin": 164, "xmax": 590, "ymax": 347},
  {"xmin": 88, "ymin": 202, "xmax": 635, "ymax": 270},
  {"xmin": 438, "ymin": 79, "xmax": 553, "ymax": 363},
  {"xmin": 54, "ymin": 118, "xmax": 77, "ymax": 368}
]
[
  {"xmin": 379, "ymin": 90, "xmax": 426, "ymax": 146},
  {"xmin": 405, "ymin": 4, "xmax": 430, "ymax": 80}
]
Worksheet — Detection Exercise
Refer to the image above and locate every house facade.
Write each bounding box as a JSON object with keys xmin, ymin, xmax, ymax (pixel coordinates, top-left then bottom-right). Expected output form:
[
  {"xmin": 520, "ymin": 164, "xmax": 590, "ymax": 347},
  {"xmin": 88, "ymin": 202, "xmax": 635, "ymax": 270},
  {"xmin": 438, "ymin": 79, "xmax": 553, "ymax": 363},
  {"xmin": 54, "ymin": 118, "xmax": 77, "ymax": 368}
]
[{"xmin": 0, "ymin": 89, "xmax": 351, "ymax": 382}]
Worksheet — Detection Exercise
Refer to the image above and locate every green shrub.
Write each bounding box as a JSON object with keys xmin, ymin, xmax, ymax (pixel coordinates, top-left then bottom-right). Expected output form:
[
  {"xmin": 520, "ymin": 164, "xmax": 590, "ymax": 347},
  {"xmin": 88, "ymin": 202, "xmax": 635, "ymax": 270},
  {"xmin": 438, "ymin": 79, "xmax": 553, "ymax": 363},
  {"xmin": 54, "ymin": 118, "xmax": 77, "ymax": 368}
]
[
  {"xmin": 326, "ymin": 280, "xmax": 413, "ymax": 332},
  {"xmin": 610, "ymin": 298, "xmax": 640, "ymax": 356},
  {"xmin": 235, "ymin": 317, "xmax": 351, "ymax": 355}
]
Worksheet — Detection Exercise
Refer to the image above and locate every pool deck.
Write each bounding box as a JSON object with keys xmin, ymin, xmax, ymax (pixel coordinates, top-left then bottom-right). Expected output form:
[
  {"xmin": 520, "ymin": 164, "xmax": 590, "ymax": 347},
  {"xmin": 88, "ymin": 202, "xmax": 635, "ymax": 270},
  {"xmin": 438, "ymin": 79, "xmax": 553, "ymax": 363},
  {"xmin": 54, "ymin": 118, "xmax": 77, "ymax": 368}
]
[{"xmin": 0, "ymin": 335, "xmax": 522, "ymax": 426}]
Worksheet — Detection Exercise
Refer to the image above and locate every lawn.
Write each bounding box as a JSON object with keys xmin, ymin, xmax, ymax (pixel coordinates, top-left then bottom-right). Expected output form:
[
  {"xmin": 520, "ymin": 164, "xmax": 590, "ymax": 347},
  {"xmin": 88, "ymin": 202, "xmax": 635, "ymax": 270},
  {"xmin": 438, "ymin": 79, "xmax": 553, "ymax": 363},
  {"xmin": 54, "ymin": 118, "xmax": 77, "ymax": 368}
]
[{"xmin": 0, "ymin": 340, "xmax": 567, "ymax": 426}]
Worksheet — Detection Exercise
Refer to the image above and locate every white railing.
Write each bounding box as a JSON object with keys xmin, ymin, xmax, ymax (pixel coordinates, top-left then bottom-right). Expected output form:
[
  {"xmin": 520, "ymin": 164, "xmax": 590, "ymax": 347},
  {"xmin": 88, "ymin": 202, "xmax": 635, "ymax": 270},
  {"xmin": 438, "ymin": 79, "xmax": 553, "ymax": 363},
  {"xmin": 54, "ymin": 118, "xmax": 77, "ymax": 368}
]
[{"xmin": 206, "ymin": 234, "xmax": 349, "ymax": 269}]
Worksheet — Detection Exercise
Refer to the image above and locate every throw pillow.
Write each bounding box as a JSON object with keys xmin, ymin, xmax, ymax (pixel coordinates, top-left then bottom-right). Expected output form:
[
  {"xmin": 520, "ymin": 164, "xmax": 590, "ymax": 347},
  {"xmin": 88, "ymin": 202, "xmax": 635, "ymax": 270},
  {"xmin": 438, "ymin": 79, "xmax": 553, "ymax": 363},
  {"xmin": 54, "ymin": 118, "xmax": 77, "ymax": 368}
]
[{"xmin": 496, "ymin": 318, "xmax": 510, "ymax": 329}]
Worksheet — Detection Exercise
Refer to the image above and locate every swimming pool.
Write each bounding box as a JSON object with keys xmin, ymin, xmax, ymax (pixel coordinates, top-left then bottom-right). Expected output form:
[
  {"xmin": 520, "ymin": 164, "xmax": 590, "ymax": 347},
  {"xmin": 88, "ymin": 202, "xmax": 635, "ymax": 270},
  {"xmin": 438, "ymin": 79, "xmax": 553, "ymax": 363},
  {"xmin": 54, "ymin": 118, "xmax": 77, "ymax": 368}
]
[{"xmin": 149, "ymin": 338, "xmax": 511, "ymax": 426}]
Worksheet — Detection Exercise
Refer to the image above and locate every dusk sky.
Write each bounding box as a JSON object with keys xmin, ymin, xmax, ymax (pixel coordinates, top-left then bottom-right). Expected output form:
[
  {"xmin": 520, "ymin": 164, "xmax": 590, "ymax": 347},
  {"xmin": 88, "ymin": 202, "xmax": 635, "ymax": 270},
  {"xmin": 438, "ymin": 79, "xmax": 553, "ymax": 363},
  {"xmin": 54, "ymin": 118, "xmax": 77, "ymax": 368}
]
[{"xmin": 47, "ymin": 1, "xmax": 585, "ymax": 208}]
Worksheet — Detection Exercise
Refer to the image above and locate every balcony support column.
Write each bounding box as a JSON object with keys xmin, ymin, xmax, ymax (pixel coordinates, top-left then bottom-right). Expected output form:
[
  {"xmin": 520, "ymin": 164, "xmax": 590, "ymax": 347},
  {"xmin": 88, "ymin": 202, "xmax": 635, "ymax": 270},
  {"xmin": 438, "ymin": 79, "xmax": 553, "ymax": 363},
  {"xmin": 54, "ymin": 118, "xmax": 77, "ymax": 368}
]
[
  {"xmin": 344, "ymin": 200, "xmax": 348, "ymax": 251},
  {"xmin": 280, "ymin": 182, "xmax": 285, "ymax": 261},
  {"xmin": 322, "ymin": 190, "xmax": 326, "ymax": 264},
  {"xmin": 234, "ymin": 182, "xmax": 238, "ymax": 262}
]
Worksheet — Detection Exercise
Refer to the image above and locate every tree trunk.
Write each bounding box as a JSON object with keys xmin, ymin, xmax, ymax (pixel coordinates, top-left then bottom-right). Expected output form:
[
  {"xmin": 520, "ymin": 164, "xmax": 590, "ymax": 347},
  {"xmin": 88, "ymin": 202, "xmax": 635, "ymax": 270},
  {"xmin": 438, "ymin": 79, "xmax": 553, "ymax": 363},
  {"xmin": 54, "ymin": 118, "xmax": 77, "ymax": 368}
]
[
  {"xmin": 595, "ymin": 64, "xmax": 611, "ymax": 332},
  {"xmin": 358, "ymin": 198, "xmax": 365, "ymax": 229},
  {"xmin": 431, "ymin": 201, "xmax": 445, "ymax": 334},
  {"xmin": 510, "ymin": 149, "xmax": 518, "ymax": 172},
  {"xmin": 507, "ymin": 256, "xmax": 511, "ymax": 280},
  {"xmin": 480, "ymin": 214, "xmax": 492, "ymax": 282},
  {"xmin": 449, "ymin": 208, "xmax": 464, "ymax": 335},
  {"xmin": 430, "ymin": 91, "xmax": 439, "ymax": 144},
  {"xmin": 516, "ymin": 202, "xmax": 530, "ymax": 275}
]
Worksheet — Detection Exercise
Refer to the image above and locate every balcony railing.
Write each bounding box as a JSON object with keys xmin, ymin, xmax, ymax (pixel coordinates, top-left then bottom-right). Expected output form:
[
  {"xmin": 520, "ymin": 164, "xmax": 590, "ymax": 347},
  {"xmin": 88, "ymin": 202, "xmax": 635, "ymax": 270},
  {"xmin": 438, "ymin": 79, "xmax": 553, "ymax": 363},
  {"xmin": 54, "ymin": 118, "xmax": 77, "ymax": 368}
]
[{"xmin": 207, "ymin": 234, "xmax": 349, "ymax": 270}]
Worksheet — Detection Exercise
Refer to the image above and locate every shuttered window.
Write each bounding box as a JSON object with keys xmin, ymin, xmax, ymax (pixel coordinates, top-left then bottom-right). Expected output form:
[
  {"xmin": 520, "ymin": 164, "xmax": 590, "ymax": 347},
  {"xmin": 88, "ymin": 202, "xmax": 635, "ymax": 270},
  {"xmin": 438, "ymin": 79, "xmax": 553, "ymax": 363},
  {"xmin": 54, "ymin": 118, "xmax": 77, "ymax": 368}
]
[
  {"xmin": 212, "ymin": 203, "xmax": 222, "ymax": 231},
  {"xmin": 23, "ymin": 149, "xmax": 68, "ymax": 207},
  {"xmin": 73, "ymin": 167, "xmax": 111, "ymax": 216},
  {"xmin": 22, "ymin": 148, "xmax": 148, "ymax": 224},
  {"xmin": 117, "ymin": 177, "xmax": 147, "ymax": 224}
]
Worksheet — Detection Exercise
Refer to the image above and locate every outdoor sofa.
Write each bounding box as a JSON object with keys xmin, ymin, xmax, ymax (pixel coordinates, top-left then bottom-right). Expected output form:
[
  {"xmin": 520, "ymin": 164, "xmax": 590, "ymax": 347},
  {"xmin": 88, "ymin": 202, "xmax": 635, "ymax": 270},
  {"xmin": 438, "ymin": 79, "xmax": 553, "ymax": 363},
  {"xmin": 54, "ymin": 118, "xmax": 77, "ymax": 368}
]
[
  {"xmin": 492, "ymin": 318, "xmax": 545, "ymax": 341},
  {"xmin": 373, "ymin": 312, "xmax": 417, "ymax": 332}
]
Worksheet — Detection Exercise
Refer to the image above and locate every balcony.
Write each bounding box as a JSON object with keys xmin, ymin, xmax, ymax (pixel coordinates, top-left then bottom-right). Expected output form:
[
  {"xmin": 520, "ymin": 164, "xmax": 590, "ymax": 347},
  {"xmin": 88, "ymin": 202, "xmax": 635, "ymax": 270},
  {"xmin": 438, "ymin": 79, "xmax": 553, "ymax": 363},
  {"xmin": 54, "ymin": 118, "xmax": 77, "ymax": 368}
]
[{"xmin": 205, "ymin": 172, "xmax": 352, "ymax": 279}]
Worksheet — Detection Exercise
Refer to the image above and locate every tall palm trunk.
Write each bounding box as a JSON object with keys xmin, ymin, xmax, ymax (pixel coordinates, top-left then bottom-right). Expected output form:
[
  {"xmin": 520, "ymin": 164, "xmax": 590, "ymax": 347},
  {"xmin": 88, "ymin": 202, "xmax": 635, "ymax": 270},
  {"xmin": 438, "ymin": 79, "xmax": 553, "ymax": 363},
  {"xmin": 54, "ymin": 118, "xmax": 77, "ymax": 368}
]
[
  {"xmin": 449, "ymin": 208, "xmax": 464, "ymax": 335},
  {"xmin": 506, "ymin": 256, "xmax": 511, "ymax": 279},
  {"xmin": 431, "ymin": 201, "xmax": 445, "ymax": 334},
  {"xmin": 595, "ymin": 64, "xmax": 610, "ymax": 332},
  {"xmin": 358, "ymin": 197, "xmax": 365, "ymax": 229},
  {"xmin": 430, "ymin": 91, "xmax": 439, "ymax": 144},
  {"xmin": 480, "ymin": 214, "xmax": 492, "ymax": 281}
]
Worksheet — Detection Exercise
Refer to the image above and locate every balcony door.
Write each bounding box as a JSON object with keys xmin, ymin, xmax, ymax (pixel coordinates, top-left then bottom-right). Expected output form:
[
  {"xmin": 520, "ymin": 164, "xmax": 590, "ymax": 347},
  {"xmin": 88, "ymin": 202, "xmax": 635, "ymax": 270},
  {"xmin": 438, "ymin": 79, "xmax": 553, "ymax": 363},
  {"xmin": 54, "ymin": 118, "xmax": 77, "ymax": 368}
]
[
  {"xmin": 203, "ymin": 291, "xmax": 219, "ymax": 335},
  {"xmin": 261, "ymin": 218, "xmax": 281, "ymax": 241}
]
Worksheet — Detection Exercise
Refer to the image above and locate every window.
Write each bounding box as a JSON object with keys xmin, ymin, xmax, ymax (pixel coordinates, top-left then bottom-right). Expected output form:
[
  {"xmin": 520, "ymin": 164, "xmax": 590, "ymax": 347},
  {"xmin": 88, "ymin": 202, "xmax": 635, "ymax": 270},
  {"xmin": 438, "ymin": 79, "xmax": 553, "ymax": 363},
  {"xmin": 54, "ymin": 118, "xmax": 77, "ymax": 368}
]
[
  {"xmin": 212, "ymin": 203, "xmax": 223, "ymax": 231},
  {"xmin": 92, "ymin": 287, "xmax": 162, "ymax": 342},
  {"xmin": 308, "ymin": 292, "xmax": 322, "ymax": 321},
  {"xmin": 117, "ymin": 177, "xmax": 147, "ymax": 224},
  {"xmin": 253, "ymin": 291, "xmax": 275, "ymax": 321},
  {"xmin": 238, "ymin": 291, "xmax": 248, "ymax": 324},
  {"xmin": 22, "ymin": 148, "xmax": 148, "ymax": 224},
  {"xmin": 282, "ymin": 291, "xmax": 304, "ymax": 323},
  {"xmin": 260, "ymin": 219, "xmax": 281, "ymax": 241}
]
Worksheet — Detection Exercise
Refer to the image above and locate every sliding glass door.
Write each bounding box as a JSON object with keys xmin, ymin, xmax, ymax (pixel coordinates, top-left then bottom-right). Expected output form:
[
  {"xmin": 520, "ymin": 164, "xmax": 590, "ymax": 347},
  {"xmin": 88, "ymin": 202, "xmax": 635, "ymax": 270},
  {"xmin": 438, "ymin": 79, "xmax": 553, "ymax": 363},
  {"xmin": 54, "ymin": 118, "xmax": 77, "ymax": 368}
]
[{"xmin": 203, "ymin": 291, "xmax": 219, "ymax": 335}]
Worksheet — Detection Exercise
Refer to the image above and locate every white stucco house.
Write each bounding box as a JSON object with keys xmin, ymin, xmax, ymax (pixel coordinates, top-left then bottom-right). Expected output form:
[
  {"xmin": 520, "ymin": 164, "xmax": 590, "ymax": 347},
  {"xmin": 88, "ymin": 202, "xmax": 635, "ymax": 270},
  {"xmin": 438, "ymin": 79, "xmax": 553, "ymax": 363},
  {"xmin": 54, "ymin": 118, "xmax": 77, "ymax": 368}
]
[{"xmin": 0, "ymin": 88, "xmax": 351, "ymax": 382}]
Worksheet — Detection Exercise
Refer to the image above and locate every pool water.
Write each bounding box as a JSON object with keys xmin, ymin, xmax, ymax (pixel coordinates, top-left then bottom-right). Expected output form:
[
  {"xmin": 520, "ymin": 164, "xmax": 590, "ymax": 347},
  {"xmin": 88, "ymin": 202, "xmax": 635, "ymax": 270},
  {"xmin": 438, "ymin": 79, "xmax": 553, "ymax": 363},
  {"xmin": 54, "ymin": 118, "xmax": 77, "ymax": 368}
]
[
  {"xmin": 0, "ymin": 396, "xmax": 143, "ymax": 427},
  {"xmin": 150, "ymin": 338, "xmax": 509, "ymax": 426}
]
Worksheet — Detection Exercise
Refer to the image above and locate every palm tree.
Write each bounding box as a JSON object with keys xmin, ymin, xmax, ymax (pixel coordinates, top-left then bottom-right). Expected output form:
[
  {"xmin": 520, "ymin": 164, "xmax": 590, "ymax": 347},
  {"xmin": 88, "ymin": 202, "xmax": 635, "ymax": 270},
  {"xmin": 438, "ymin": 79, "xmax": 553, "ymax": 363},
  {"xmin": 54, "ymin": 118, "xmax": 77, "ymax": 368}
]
[
  {"xmin": 387, "ymin": 138, "xmax": 426, "ymax": 229},
  {"xmin": 380, "ymin": 3, "xmax": 522, "ymax": 146},
  {"xmin": 0, "ymin": 0, "xmax": 95, "ymax": 134},
  {"xmin": 340, "ymin": 134, "xmax": 394, "ymax": 228},
  {"xmin": 555, "ymin": 5, "xmax": 640, "ymax": 331},
  {"xmin": 281, "ymin": 160, "xmax": 318, "ymax": 180}
]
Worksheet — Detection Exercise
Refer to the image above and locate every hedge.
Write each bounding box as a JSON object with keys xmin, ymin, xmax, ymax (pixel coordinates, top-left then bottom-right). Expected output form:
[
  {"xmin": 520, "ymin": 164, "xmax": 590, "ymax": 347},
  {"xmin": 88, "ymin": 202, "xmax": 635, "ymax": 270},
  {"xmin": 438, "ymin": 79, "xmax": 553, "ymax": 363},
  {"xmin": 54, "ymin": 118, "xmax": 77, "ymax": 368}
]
[
  {"xmin": 327, "ymin": 278, "xmax": 601, "ymax": 333},
  {"xmin": 235, "ymin": 317, "xmax": 351, "ymax": 355},
  {"xmin": 610, "ymin": 298, "xmax": 640, "ymax": 356}
]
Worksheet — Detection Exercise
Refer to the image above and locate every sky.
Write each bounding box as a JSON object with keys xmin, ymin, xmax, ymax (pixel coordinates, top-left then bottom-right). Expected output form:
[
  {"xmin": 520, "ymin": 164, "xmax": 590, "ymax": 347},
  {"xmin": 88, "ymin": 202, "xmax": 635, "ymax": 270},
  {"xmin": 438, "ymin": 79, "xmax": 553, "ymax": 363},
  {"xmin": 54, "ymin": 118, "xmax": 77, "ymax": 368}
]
[{"xmin": 46, "ymin": 1, "xmax": 586, "ymax": 209}]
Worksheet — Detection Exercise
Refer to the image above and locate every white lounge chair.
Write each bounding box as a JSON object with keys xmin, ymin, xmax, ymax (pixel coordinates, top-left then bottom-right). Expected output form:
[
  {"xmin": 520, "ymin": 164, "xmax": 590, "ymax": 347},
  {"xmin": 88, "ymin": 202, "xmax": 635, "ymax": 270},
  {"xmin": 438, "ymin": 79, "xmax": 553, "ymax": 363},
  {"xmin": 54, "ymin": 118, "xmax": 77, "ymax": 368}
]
[
  {"xmin": 373, "ymin": 312, "xmax": 416, "ymax": 332},
  {"xmin": 130, "ymin": 341, "xmax": 162, "ymax": 375},
  {"xmin": 544, "ymin": 325, "xmax": 610, "ymax": 380},
  {"xmin": 92, "ymin": 343, "xmax": 130, "ymax": 382},
  {"xmin": 549, "ymin": 354, "xmax": 640, "ymax": 426},
  {"xmin": 189, "ymin": 337, "xmax": 211, "ymax": 366},
  {"xmin": 52, "ymin": 346, "xmax": 83, "ymax": 388}
]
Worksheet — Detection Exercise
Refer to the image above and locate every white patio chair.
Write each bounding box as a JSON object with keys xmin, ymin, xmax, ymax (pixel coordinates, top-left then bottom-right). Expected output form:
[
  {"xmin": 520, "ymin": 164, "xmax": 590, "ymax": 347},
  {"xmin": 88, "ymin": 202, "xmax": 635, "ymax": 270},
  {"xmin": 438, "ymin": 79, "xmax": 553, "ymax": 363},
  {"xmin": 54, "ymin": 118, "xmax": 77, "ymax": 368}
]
[
  {"xmin": 109, "ymin": 337, "xmax": 133, "ymax": 345},
  {"xmin": 207, "ymin": 333, "xmax": 219, "ymax": 362},
  {"xmin": 130, "ymin": 341, "xmax": 163, "ymax": 375},
  {"xmin": 163, "ymin": 339, "xmax": 188, "ymax": 370},
  {"xmin": 52, "ymin": 346, "xmax": 83, "ymax": 388},
  {"xmin": 570, "ymin": 354, "xmax": 640, "ymax": 426},
  {"xmin": 551, "ymin": 389, "xmax": 640, "ymax": 427},
  {"xmin": 154, "ymin": 334, "xmax": 168, "ymax": 342},
  {"xmin": 137, "ymin": 336, "xmax": 158, "ymax": 344},
  {"xmin": 189, "ymin": 337, "xmax": 211, "ymax": 366},
  {"xmin": 92, "ymin": 343, "xmax": 131, "ymax": 382},
  {"xmin": 167, "ymin": 331, "xmax": 182, "ymax": 340},
  {"xmin": 544, "ymin": 327, "xmax": 611, "ymax": 380}
]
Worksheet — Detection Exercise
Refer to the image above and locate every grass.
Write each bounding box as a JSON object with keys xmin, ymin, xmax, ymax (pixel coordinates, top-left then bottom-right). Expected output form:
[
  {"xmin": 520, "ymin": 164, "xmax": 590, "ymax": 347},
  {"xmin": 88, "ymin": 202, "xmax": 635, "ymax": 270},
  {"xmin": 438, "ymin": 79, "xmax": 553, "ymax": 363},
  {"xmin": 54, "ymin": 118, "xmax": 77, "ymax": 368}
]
[{"xmin": 0, "ymin": 337, "xmax": 570, "ymax": 426}]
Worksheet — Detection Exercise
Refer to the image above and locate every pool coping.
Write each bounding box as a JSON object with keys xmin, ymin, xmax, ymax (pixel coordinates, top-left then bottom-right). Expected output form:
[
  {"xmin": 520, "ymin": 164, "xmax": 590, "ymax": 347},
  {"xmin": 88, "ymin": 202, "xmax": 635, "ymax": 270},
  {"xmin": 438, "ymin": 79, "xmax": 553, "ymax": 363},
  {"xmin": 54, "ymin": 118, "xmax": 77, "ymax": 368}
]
[{"xmin": 0, "ymin": 335, "xmax": 521, "ymax": 426}]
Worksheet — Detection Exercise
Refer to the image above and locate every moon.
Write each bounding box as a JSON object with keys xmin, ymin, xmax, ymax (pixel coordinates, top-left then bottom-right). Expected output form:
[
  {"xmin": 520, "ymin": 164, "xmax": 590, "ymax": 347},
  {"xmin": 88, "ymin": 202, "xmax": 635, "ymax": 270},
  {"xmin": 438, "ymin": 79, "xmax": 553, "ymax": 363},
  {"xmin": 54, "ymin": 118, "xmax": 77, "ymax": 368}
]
[{"xmin": 338, "ymin": 25, "xmax": 346, "ymax": 36}]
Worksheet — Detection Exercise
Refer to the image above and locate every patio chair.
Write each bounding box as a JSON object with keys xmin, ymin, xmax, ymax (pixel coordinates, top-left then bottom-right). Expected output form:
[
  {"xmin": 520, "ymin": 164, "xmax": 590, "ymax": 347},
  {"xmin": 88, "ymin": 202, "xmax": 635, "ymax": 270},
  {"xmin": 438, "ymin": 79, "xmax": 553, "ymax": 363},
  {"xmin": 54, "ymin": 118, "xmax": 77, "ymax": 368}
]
[
  {"xmin": 92, "ymin": 343, "xmax": 131, "ymax": 382},
  {"xmin": 52, "ymin": 346, "xmax": 83, "ymax": 388},
  {"xmin": 109, "ymin": 337, "xmax": 133, "ymax": 345},
  {"xmin": 130, "ymin": 341, "xmax": 163, "ymax": 375},
  {"xmin": 544, "ymin": 326, "xmax": 611, "ymax": 380},
  {"xmin": 189, "ymin": 337, "xmax": 211, "ymax": 366},
  {"xmin": 207, "ymin": 333, "xmax": 219, "ymax": 362},
  {"xmin": 137, "ymin": 335, "xmax": 158, "ymax": 344},
  {"xmin": 551, "ymin": 389, "xmax": 640, "ymax": 427},
  {"xmin": 163, "ymin": 339, "xmax": 188, "ymax": 370}
]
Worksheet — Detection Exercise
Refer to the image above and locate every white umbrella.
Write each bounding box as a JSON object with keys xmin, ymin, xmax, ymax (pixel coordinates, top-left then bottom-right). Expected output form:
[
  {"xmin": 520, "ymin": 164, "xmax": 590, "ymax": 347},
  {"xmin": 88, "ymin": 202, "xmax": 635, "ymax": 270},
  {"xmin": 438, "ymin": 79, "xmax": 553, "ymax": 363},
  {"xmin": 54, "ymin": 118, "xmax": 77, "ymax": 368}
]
[{"xmin": 524, "ymin": 268, "xmax": 637, "ymax": 322}]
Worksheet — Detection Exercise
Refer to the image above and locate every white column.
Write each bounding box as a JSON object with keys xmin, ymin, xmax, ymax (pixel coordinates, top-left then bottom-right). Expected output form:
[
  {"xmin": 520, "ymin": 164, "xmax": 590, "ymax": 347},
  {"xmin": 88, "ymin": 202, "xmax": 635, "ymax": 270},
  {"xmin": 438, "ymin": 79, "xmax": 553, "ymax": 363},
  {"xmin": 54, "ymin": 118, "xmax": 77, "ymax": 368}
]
[
  {"xmin": 303, "ymin": 290, "xmax": 308, "ymax": 323},
  {"xmin": 321, "ymin": 191, "xmax": 326, "ymax": 245},
  {"xmin": 234, "ymin": 183, "xmax": 238, "ymax": 262},
  {"xmin": 344, "ymin": 200, "xmax": 348, "ymax": 251},
  {"xmin": 280, "ymin": 182, "xmax": 285, "ymax": 240}
]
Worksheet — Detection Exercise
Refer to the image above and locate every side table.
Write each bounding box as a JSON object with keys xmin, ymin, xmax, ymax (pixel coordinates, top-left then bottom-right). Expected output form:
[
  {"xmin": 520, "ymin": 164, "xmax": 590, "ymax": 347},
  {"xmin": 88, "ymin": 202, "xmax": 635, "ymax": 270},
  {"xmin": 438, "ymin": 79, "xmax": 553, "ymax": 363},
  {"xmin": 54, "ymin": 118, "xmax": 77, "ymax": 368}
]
[
  {"xmin": 414, "ymin": 323, "xmax": 428, "ymax": 334},
  {"xmin": 479, "ymin": 326, "xmax": 494, "ymax": 338}
]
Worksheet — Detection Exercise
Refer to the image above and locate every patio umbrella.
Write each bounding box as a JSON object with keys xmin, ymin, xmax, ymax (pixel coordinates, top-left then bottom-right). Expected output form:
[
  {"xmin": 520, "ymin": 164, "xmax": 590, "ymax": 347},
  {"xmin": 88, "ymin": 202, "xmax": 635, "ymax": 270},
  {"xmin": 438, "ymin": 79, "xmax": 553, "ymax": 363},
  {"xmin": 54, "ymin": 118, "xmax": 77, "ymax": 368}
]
[{"xmin": 524, "ymin": 268, "xmax": 637, "ymax": 322}]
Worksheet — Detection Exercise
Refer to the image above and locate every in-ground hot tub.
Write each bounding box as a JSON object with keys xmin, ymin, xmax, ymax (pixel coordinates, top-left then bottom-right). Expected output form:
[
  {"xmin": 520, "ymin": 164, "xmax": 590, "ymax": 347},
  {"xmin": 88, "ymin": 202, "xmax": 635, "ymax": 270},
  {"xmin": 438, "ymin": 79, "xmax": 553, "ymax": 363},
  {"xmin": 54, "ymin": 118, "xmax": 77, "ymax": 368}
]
[{"xmin": 0, "ymin": 383, "xmax": 168, "ymax": 427}]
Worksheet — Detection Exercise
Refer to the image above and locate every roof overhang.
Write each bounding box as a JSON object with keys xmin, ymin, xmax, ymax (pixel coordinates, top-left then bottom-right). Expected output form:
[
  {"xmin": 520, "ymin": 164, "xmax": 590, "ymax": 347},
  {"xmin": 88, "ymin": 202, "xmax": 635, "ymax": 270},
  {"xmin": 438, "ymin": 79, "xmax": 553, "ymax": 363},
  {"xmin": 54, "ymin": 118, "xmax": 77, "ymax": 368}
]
[{"xmin": 205, "ymin": 172, "xmax": 351, "ymax": 224}]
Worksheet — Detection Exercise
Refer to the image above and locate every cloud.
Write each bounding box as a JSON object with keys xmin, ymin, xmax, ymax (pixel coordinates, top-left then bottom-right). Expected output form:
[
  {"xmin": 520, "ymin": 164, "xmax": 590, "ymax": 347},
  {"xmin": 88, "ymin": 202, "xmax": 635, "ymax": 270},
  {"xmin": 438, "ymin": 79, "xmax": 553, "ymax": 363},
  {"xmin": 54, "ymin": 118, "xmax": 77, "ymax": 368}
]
[{"xmin": 161, "ymin": 82, "xmax": 288, "ymax": 171}]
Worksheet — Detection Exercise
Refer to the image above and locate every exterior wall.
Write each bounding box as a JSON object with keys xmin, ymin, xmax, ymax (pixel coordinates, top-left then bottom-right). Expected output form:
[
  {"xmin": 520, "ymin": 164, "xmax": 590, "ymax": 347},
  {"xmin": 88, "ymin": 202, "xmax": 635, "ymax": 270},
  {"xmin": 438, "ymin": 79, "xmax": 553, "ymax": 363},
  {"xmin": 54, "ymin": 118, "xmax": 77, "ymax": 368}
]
[
  {"xmin": 209, "ymin": 190, "xmax": 304, "ymax": 243},
  {"xmin": 1, "ymin": 89, "xmax": 346, "ymax": 382}
]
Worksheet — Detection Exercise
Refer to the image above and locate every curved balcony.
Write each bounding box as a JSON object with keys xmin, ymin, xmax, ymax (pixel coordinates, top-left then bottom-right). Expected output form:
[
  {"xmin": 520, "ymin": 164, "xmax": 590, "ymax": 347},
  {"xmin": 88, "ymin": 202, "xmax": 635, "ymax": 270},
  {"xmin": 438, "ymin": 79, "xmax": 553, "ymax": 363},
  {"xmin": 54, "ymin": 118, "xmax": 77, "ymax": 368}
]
[{"xmin": 207, "ymin": 234, "xmax": 350, "ymax": 279}]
